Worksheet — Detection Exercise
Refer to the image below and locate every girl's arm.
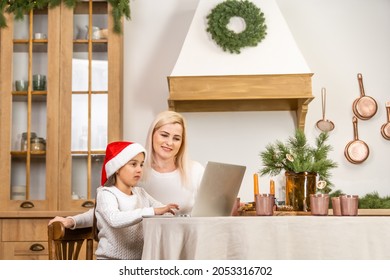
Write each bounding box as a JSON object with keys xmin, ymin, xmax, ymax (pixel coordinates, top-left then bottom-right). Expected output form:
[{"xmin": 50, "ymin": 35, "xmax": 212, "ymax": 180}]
[
  {"xmin": 48, "ymin": 209, "xmax": 94, "ymax": 229},
  {"xmin": 136, "ymin": 187, "xmax": 179, "ymax": 215},
  {"xmin": 96, "ymin": 188, "xmax": 154, "ymax": 228}
]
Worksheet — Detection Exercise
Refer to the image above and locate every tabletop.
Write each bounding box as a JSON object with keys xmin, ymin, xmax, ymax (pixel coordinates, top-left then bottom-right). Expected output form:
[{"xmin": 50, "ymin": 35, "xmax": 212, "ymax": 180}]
[{"xmin": 142, "ymin": 215, "xmax": 390, "ymax": 260}]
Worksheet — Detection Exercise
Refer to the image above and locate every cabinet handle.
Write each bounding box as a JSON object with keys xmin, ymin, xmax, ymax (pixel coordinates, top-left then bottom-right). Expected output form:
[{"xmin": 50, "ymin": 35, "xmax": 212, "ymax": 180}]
[
  {"xmin": 82, "ymin": 201, "xmax": 95, "ymax": 208},
  {"xmin": 30, "ymin": 243, "xmax": 45, "ymax": 252},
  {"xmin": 20, "ymin": 201, "xmax": 35, "ymax": 208}
]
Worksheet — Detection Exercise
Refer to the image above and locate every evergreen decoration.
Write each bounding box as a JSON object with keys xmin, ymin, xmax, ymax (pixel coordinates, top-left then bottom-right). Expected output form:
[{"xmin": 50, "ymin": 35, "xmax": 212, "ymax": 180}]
[
  {"xmin": 358, "ymin": 191, "xmax": 390, "ymax": 209},
  {"xmin": 0, "ymin": 0, "xmax": 130, "ymax": 33},
  {"xmin": 206, "ymin": 0, "xmax": 267, "ymax": 54},
  {"xmin": 108, "ymin": 0, "xmax": 130, "ymax": 33},
  {"xmin": 259, "ymin": 130, "xmax": 338, "ymax": 192},
  {"xmin": 329, "ymin": 190, "xmax": 390, "ymax": 209}
]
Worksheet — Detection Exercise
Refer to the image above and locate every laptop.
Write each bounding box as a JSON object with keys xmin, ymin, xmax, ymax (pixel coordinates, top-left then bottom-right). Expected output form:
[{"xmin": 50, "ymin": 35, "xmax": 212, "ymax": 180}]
[{"xmin": 190, "ymin": 161, "xmax": 246, "ymax": 217}]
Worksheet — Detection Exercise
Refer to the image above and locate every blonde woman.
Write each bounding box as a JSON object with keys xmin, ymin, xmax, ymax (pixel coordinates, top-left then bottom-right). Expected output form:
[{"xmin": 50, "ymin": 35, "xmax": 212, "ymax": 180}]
[{"xmin": 141, "ymin": 110, "xmax": 204, "ymax": 215}]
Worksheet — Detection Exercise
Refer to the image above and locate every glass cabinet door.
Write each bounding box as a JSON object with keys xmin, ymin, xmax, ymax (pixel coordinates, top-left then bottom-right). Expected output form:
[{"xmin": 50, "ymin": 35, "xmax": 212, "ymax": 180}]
[
  {"xmin": 58, "ymin": 0, "xmax": 123, "ymax": 211},
  {"xmin": 0, "ymin": 7, "xmax": 60, "ymax": 211}
]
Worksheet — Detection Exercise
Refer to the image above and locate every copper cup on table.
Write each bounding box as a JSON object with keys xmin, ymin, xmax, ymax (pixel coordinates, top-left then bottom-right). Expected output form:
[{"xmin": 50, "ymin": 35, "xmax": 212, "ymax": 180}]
[
  {"xmin": 331, "ymin": 196, "xmax": 342, "ymax": 216},
  {"xmin": 255, "ymin": 194, "xmax": 274, "ymax": 216},
  {"xmin": 310, "ymin": 194, "xmax": 329, "ymax": 216},
  {"xmin": 340, "ymin": 195, "xmax": 359, "ymax": 216}
]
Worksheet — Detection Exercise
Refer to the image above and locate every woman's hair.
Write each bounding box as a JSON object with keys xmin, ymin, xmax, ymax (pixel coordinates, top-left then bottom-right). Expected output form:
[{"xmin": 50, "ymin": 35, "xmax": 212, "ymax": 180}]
[{"xmin": 143, "ymin": 110, "xmax": 190, "ymax": 188}]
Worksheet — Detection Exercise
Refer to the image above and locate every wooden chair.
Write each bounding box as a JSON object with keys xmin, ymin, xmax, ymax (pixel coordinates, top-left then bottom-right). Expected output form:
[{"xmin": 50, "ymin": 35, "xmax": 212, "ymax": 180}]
[{"xmin": 48, "ymin": 221, "xmax": 94, "ymax": 260}]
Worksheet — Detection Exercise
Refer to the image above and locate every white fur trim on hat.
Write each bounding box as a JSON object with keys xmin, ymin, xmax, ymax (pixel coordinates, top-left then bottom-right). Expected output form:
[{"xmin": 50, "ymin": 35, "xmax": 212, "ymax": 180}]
[{"xmin": 105, "ymin": 142, "xmax": 146, "ymax": 178}]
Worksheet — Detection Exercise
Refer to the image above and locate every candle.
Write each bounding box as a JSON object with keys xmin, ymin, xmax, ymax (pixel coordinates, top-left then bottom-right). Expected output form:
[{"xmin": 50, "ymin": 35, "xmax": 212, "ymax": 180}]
[
  {"xmin": 270, "ymin": 179, "xmax": 275, "ymax": 196},
  {"xmin": 254, "ymin": 173, "xmax": 259, "ymax": 198}
]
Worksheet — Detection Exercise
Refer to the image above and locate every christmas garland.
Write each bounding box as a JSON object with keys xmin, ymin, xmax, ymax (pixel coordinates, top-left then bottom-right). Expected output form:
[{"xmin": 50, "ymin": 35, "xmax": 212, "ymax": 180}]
[
  {"xmin": 206, "ymin": 0, "xmax": 267, "ymax": 54},
  {"xmin": 330, "ymin": 191, "xmax": 390, "ymax": 209},
  {"xmin": 0, "ymin": 0, "xmax": 130, "ymax": 33}
]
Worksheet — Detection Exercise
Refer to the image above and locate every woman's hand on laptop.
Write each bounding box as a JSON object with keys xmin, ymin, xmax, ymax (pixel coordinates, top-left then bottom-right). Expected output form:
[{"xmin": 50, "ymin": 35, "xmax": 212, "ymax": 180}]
[{"xmin": 154, "ymin": 203, "xmax": 179, "ymax": 215}]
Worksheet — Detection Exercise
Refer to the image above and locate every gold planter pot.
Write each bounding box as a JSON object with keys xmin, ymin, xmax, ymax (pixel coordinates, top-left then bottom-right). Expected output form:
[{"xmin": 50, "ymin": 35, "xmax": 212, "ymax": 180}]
[{"xmin": 285, "ymin": 171, "xmax": 317, "ymax": 212}]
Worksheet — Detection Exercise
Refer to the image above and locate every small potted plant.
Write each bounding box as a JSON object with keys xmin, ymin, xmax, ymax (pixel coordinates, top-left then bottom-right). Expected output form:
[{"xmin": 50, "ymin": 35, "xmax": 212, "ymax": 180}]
[{"xmin": 258, "ymin": 130, "xmax": 338, "ymax": 211}]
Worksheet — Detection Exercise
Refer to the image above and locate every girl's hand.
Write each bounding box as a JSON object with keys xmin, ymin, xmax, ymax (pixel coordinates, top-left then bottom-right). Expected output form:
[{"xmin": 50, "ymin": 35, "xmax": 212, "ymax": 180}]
[
  {"xmin": 154, "ymin": 203, "xmax": 179, "ymax": 215},
  {"xmin": 48, "ymin": 216, "xmax": 75, "ymax": 228}
]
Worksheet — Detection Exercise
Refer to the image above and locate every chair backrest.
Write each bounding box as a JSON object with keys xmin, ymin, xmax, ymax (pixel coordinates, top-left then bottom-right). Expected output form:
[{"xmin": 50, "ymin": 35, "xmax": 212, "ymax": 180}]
[{"xmin": 48, "ymin": 221, "xmax": 94, "ymax": 260}]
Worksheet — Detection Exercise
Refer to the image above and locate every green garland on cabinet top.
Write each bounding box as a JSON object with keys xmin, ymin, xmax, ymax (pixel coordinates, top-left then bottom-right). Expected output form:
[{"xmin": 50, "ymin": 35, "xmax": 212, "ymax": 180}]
[
  {"xmin": 206, "ymin": 0, "xmax": 267, "ymax": 54},
  {"xmin": 0, "ymin": 0, "xmax": 130, "ymax": 33}
]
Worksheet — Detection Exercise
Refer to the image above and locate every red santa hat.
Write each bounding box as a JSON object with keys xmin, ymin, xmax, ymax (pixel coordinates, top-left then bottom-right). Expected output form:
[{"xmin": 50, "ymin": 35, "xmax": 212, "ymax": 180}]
[{"xmin": 101, "ymin": 141, "xmax": 146, "ymax": 185}]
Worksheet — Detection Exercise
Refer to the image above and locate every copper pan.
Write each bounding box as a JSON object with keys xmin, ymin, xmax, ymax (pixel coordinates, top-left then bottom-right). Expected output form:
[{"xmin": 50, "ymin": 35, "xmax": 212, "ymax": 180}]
[
  {"xmin": 381, "ymin": 101, "xmax": 390, "ymax": 140},
  {"xmin": 352, "ymin": 73, "xmax": 377, "ymax": 120},
  {"xmin": 344, "ymin": 116, "xmax": 369, "ymax": 164}
]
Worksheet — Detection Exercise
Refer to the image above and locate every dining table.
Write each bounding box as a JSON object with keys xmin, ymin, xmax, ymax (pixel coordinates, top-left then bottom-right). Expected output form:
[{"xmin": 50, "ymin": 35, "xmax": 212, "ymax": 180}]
[{"xmin": 141, "ymin": 215, "xmax": 390, "ymax": 260}]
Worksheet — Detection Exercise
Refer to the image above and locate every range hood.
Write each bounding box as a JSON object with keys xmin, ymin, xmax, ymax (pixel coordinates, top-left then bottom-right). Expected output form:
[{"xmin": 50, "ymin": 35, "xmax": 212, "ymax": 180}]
[{"xmin": 167, "ymin": 0, "xmax": 314, "ymax": 130}]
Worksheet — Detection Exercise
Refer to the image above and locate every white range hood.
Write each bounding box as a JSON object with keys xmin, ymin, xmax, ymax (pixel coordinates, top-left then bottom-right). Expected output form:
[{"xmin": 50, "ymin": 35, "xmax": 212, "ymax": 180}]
[{"xmin": 168, "ymin": 0, "xmax": 314, "ymax": 130}]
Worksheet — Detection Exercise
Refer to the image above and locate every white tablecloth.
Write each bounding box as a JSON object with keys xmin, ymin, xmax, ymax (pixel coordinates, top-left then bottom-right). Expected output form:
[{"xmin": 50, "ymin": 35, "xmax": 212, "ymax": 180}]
[{"xmin": 142, "ymin": 216, "xmax": 390, "ymax": 260}]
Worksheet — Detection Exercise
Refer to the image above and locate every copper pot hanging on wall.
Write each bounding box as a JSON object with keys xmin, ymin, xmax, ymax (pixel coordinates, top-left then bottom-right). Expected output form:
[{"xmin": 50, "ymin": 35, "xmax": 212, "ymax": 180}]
[
  {"xmin": 381, "ymin": 101, "xmax": 390, "ymax": 140},
  {"xmin": 344, "ymin": 116, "xmax": 369, "ymax": 164},
  {"xmin": 352, "ymin": 73, "xmax": 377, "ymax": 120}
]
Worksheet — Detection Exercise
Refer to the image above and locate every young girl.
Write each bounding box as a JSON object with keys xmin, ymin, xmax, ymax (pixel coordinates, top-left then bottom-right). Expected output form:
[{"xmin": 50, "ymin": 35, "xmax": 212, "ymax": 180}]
[{"xmin": 95, "ymin": 141, "xmax": 179, "ymax": 260}]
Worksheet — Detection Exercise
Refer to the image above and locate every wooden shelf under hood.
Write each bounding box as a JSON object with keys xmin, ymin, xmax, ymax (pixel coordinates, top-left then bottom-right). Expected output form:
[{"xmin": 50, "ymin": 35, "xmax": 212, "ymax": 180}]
[{"xmin": 167, "ymin": 73, "xmax": 314, "ymax": 131}]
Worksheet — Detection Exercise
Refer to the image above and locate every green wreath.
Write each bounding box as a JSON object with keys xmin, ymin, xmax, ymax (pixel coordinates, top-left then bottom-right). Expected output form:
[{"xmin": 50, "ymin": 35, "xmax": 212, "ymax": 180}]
[{"xmin": 206, "ymin": 0, "xmax": 267, "ymax": 54}]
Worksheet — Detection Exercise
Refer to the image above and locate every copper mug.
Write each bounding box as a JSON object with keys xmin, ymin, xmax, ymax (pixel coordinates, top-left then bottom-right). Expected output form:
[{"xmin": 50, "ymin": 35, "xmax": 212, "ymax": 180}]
[
  {"xmin": 255, "ymin": 194, "xmax": 274, "ymax": 216},
  {"xmin": 331, "ymin": 196, "xmax": 342, "ymax": 216},
  {"xmin": 310, "ymin": 194, "xmax": 329, "ymax": 216},
  {"xmin": 340, "ymin": 195, "xmax": 359, "ymax": 216}
]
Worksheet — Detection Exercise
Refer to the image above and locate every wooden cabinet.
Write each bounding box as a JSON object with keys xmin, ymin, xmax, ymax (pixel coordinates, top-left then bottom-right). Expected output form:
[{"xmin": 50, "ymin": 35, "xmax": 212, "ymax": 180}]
[
  {"xmin": 58, "ymin": 1, "xmax": 123, "ymax": 212},
  {"xmin": 58, "ymin": 2, "xmax": 123, "ymax": 210},
  {"xmin": 0, "ymin": 0, "xmax": 122, "ymax": 211},
  {"xmin": 1, "ymin": 219, "xmax": 49, "ymax": 260},
  {"xmin": 0, "ymin": 214, "xmax": 97, "ymax": 260},
  {"xmin": 0, "ymin": 1, "xmax": 122, "ymax": 259},
  {"xmin": 0, "ymin": 4, "xmax": 61, "ymax": 212}
]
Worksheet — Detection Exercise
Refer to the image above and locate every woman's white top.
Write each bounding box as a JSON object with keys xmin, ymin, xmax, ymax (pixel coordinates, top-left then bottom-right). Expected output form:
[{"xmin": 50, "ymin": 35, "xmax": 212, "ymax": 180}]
[{"xmin": 140, "ymin": 160, "xmax": 204, "ymax": 215}]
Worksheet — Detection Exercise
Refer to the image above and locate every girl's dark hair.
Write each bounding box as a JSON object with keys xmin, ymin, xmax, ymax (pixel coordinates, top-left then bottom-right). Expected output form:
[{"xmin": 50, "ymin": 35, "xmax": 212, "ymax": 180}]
[{"xmin": 104, "ymin": 173, "xmax": 116, "ymax": 187}]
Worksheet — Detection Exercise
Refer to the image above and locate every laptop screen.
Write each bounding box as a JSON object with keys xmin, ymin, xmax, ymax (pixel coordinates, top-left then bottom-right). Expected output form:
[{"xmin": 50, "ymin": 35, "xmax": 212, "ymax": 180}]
[{"xmin": 191, "ymin": 161, "xmax": 246, "ymax": 217}]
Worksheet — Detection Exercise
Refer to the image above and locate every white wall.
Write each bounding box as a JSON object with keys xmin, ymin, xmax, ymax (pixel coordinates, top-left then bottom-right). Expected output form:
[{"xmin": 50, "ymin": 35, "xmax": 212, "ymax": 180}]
[{"xmin": 123, "ymin": 0, "xmax": 390, "ymax": 202}]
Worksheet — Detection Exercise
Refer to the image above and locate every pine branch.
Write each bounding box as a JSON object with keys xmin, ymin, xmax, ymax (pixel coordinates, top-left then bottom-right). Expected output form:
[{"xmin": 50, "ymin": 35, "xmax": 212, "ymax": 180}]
[{"xmin": 259, "ymin": 129, "xmax": 338, "ymax": 192}]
